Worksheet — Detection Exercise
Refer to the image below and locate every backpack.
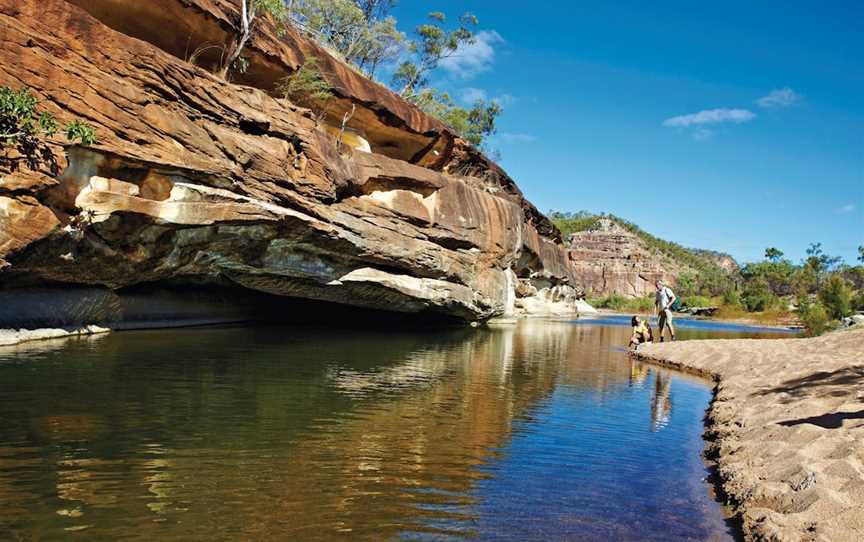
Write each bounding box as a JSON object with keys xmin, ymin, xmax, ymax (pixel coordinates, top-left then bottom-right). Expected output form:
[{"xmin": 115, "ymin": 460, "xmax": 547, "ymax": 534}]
[{"xmin": 667, "ymin": 288, "xmax": 681, "ymax": 311}]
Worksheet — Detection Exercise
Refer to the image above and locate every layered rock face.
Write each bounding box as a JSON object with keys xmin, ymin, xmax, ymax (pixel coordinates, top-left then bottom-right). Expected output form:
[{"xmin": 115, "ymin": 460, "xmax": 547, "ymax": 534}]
[
  {"xmin": 567, "ymin": 219, "xmax": 675, "ymax": 298},
  {"xmin": 0, "ymin": 0, "xmax": 579, "ymax": 326}
]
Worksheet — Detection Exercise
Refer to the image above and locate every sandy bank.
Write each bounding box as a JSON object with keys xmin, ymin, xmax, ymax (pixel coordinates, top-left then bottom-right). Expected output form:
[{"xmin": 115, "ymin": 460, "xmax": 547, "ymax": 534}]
[{"xmin": 635, "ymin": 327, "xmax": 864, "ymax": 542}]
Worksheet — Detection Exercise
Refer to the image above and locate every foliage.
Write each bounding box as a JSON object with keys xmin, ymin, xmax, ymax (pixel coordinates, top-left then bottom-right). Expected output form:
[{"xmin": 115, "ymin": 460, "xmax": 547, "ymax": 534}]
[
  {"xmin": 288, "ymin": 0, "xmax": 403, "ymax": 78},
  {"xmin": 764, "ymin": 247, "xmax": 784, "ymax": 262},
  {"xmin": 411, "ymin": 89, "xmax": 501, "ymax": 146},
  {"xmin": 859, "ymin": 245, "xmax": 864, "ymax": 264},
  {"xmin": 818, "ymin": 275, "xmax": 853, "ymax": 320},
  {"xmin": 804, "ymin": 242, "xmax": 842, "ymax": 277},
  {"xmin": 741, "ymin": 260, "xmax": 797, "ymax": 297},
  {"xmin": 721, "ymin": 288, "xmax": 742, "ymax": 307},
  {"xmin": 680, "ymin": 295, "xmax": 713, "ymax": 308},
  {"xmin": 740, "ymin": 276, "xmax": 779, "ymax": 312},
  {"xmin": 392, "ymin": 11, "xmax": 478, "ymax": 97},
  {"xmin": 547, "ymin": 211, "xmax": 602, "ymax": 236},
  {"xmin": 853, "ymin": 291, "xmax": 864, "ymax": 312},
  {"xmin": 797, "ymin": 296, "xmax": 829, "ymax": 337},
  {"xmin": 588, "ymin": 294, "xmax": 654, "ymax": 312},
  {"xmin": 276, "ymin": 56, "xmax": 334, "ymax": 116},
  {"xmin": 65, "ymin": 120, "xmax": 98, "ymax": 146},
  {"xmin": 841, "ymin": 265, "xmax": 864, "ymax": 290},
  {"xmin": 0, "ymin": 86, "xmax": 96, "ymax": 172}
]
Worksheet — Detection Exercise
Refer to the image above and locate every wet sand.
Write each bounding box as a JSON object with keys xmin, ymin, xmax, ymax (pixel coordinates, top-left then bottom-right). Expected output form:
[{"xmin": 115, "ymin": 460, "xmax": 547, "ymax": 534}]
[{"xmin": 635, "ymin": 327, "xmax": 864, "ymax": 542}]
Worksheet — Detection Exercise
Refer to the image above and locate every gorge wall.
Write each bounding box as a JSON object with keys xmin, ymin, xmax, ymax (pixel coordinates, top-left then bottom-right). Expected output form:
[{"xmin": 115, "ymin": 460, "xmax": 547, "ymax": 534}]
[
  {"xmin": 0, "ymin": 0, "xmax": 581, "ymax": 329},
  {"xmin": 567, "ymin": 217, "xmax": 738, "ymax": 299},
  {"xmin": 567, "ymin": 218, "xmax": 677, "ymax": 299}
]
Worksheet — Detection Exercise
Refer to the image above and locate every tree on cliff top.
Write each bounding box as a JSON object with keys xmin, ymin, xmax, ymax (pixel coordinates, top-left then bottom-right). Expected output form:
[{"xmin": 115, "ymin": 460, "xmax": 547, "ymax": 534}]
[
  {"xmin": 219, "ymin": 0, "xmax": 288, "ymax": 79},
  {"xmin": 765, "ymin": 247, "xmax": 784, "ymax": 262},
  {"xmin": 218, "ymin": 2, "xmax": 502, "ymax": 147},
  {"xmin": 412, "ymin": 89, "xmax": 501, "ymax": 147},
  {"xmin": 392, "ymin": 11, "xmax": 478, "ymax": 98},
  {"xmin": 389, "ymin": 12, "xmax": 502, "ymax": 148},
  {"xmin": 289, "ymin": 0, "xmax": 403, "ymax": 78}
]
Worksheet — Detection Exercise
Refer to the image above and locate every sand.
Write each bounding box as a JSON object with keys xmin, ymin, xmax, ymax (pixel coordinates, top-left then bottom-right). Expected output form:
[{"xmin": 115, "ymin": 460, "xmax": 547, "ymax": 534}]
[{"xmin": 635, "ymin": 327, "xmax": 864, "ymax": 542}]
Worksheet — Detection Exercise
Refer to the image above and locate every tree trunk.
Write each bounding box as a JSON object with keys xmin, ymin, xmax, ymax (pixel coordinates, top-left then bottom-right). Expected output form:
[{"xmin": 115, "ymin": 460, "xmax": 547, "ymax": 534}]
[{"xmin": 217, "ymin": 0, "xmax": 253, "ymax": 80}]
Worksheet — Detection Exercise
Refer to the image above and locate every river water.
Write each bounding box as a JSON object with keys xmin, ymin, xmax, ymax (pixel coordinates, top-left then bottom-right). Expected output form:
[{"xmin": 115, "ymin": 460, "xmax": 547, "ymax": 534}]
[{"xmin": 0, "ymin": 316, "xmax": 791, "ymax": 541}]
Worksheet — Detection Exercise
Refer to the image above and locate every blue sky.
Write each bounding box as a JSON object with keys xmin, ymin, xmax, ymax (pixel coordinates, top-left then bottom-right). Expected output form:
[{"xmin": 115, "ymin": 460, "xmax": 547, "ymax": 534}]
[{"xmin": 390, "ymin": 1, "xmax": 863, "ymax": 264}]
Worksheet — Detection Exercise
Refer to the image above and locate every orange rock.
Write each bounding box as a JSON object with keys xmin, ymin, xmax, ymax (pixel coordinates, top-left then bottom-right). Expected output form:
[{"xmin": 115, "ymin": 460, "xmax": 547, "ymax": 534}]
[{"xmin": 0, "ymin": 0, "xmax": 580, "ymax": 321}]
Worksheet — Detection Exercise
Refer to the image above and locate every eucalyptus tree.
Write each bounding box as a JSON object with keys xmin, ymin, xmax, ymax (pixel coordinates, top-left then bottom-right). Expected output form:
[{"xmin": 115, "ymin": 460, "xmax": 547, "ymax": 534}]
[
  {"xmin": 392, "ymin": 11, "xmax": 478, "ymax": 97},
  {"xmin": 218, "ymin": 0, "xmax": 289, "ymax": 79}
]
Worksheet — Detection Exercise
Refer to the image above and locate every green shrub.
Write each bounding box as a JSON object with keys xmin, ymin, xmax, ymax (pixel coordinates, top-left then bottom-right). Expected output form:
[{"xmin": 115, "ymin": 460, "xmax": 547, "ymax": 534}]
[
  {"xmin": 65, "ymin": 120, "xmax": 97, "ymax": 146},
  {"xmin": 798, "ymin": 298, "xmax": 829, "ymax": 337},
  {"xmin": 818, "ymin": 275, "xmax": 853, "ymax": 320},
  {"xmin": 741, "ymin": 276, "xmax": 778, "ymax": 312},
  {"xmin": 276, "ymin": 57, "xmax": 334, "ymax": 117},
  {"xmin": 853, "ymin": 291, "xmax": 864, "ymax": 312},
  {"xmin": 0, "ymin": 85, "xmax": 96, "ymax": 172},
  {"xmin": 722, "ymin": 288, "xmax": 742, "ymax": 307},
  {"xmin": 681, "ymin": 295, "xmax": 713, "ymax": 308},
  {"xmin": 588, "ymin": 294, "xmax": 653, "ymax": 312},
  {"xmin": 630, "ymin": 296, "xmax": 655, "ymax": 312},
  {"xmin": 591, "ymin": 293, "xmax": 628, "ymax": 311}
]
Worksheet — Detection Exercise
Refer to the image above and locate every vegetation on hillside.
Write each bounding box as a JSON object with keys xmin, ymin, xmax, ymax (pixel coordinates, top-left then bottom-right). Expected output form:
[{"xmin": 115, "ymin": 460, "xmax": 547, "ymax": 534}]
[
  {"xmin": 552, "ymin": 211, "xmax": 864, "ymax": 336},
  {"xmin": 219, "ymin": 0, "xmax": 501, "ymax": 147}
]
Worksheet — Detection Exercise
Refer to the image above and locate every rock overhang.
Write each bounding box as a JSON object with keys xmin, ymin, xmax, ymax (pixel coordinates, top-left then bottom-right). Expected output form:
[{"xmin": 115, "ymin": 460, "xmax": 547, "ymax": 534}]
[{"xmin": 0, "ymin": 0, "xmax": 581, "ymax": 324}]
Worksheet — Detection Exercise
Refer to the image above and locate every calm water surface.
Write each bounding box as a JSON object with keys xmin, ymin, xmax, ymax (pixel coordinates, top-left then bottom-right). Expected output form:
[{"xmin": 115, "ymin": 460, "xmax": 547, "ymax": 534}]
[{"xmin": 0, "ymin": 317, "xmax": 788, "ymax": 541}]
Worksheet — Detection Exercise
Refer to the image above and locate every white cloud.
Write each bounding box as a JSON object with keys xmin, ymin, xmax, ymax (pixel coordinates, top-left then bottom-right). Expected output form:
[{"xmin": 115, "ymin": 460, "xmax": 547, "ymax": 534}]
[
  {"xmin": 439, "ymin": 30, "xmax": 504, "ymax": 79},
  {"xmin": 459, "ymin": 87, "xmax": 487, "ymax": 104},
  {"xmin": 757, "ymin": 87, "xmax": 802, "ymax": 108},
  {"xmin": 835, "ymin": 204, "xmax": 856, "ymax": 214},
  {"xmin": 498, "ymin": 132, "xmax": 537, "ymax": 144},
  {"xmin": 663, "ymin": 108, "xmax": 756, "ymax": 128}
]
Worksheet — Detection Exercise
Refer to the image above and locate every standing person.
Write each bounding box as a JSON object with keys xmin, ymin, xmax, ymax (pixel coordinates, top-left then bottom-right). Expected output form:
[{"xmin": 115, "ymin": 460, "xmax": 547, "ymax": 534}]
[{"xmin": 654, "ymin": 280, "xmax": 676, "ymax": 342}]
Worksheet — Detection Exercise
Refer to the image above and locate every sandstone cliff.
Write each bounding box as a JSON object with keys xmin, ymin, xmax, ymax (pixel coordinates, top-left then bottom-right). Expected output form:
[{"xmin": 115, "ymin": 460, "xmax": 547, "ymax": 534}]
[
  {"xmin": 0, "ymin": 0, "xmax": 580, "ymax": 328},
  {"xmin": 567, "ymin": 217, "xmax": 736, "ymax": 299},
  {"xmin": 567, "ymin": 219, "xmax": 673, "ymax": 298}
]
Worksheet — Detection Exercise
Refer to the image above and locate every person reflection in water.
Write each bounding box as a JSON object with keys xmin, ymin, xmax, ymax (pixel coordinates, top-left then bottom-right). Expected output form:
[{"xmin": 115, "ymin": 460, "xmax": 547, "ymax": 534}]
[{"xmin": 650, "ymin": 371, "xmax": 672, "ymax": 431}]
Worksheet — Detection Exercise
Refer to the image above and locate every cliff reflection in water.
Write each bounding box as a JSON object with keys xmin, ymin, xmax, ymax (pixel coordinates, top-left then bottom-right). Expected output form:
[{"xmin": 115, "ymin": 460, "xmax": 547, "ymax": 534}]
[{"xmin": 0, "ymin": 319, "xmax": 763, "ymax": 541}]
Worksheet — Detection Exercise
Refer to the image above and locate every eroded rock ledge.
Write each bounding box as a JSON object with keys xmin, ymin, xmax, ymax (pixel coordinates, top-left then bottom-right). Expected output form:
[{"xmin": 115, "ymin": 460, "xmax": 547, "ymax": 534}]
[
  {"xmin": 0, "ymin": 0, "xmax": 580, "ymax": 325},
  {"xmin": 635, "ymin": 328, "xmax": 864, "ymax": 542}
]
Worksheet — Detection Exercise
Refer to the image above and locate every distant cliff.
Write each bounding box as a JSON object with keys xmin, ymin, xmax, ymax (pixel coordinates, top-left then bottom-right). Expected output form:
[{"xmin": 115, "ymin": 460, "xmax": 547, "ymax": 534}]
[
  {"xmin": 557, "ymin": 214, "xmax": 737, "ymax": 299},
  {"xmin": 0, "ymin": 0, "xmax": 580, "ymax": 329}
]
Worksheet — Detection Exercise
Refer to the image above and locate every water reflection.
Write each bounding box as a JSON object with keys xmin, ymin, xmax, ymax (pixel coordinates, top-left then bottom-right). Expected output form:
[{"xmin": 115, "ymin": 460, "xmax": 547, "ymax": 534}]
[
  {"xmin": 650, "ymin": 372, "xmax": 673, "ymax": 431},
  {"xmin": 0, "ymin": 319, "xmax": 782, "ymax": 540}
]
